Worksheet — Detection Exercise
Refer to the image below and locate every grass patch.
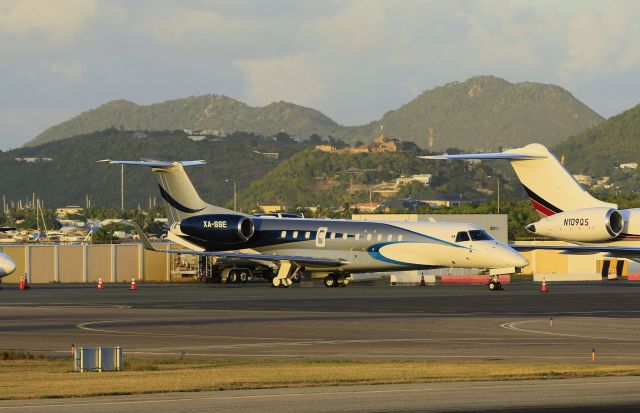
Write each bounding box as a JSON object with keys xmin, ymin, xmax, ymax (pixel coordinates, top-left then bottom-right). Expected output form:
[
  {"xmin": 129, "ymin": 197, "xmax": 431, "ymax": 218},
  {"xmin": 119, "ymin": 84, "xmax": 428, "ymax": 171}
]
[
  {"xmin": 1, "ymin": 357, "xmax": 639, "ymax": 400},
  {"xmin": 0, "ymin": 351, "xmax": 44, "ymax": 361}
]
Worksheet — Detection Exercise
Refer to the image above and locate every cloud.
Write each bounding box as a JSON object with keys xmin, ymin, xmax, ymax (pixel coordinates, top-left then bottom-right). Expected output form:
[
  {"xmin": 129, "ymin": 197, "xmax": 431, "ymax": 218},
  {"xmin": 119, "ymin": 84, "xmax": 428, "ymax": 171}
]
[
  {"xmin": 50, "ymin": 61, "xmax": 84, "ymax": 81},
  {"xmin": 0, "ymin": 0, "xmax": 98, "ymax": 53},
  {"xmin": 234, "ymin": 54, "xmax": 325, "ymax": 108},
  {"xmin": 562, "ymin": 1, "xmax": 640, "ymax": 75}
]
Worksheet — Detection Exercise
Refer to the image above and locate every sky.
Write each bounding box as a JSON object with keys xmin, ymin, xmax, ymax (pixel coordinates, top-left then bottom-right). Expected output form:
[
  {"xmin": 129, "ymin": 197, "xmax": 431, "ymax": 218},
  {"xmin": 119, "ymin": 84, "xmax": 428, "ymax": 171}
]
[{"xmin": 1, "ymin": 0, "xmax": 640, "ymax": 150}]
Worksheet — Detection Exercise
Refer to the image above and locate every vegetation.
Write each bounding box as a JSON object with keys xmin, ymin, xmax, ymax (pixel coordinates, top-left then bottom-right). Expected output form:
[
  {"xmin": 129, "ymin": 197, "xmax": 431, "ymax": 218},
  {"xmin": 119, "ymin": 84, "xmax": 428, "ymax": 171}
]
[
  {"xmin": 25, "ymin": 76, "xmax": 602, "ymax": 151},
  {"xmin": 0, "ymin": 129, "xmax": 310, "ymax": 209},
  {"xmin": 26, "ymin": 96, "xmax": 341, "ymax": 147},
  {"xmin": 554, "ymin": 103, "xmax": 640, "ymax": 177},
  {"xmin": 2, "ymin": 356, "xmax": 639, "ymax": 400}
]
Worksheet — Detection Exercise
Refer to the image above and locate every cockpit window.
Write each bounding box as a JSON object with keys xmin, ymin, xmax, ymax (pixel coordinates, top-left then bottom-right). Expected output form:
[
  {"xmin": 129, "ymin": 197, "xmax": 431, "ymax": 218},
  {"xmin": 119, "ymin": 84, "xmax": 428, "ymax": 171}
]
[
  {"xmin": 469, "ymin": 230, "xmax": 492, "ymax": 241},
  {"xmin": 455, "ymin": 231, "xmax": 470, "ymax": 242}
]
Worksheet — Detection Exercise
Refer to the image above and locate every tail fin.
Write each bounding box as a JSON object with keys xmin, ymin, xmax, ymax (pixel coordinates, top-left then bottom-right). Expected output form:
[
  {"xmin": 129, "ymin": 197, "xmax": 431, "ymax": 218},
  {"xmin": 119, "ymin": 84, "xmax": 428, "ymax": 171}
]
[
  {"xmin": 98, "ymin": 159, "xmax": 238, "ymax": 223},
  {"xmin": 422, "ymin": 143, "xmax": 615, "ymax": 216}
]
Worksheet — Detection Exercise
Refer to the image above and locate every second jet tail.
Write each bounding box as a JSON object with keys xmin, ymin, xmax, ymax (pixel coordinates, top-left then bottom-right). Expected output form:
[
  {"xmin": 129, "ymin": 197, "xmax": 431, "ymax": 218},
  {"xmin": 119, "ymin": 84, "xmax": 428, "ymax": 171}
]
[{"xmin": 422, "ymin": 143, "xmax": 615, "ymax": 216}]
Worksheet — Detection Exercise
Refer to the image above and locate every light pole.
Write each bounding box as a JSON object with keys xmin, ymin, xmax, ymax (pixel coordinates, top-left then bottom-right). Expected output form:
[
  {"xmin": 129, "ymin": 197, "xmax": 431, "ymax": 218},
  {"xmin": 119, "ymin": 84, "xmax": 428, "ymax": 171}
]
[
  {"xmin": 496, "ymin": 176, "xmax": 500, "ymax": 214},
  {"xmin": 121, "ymin": 164, "xmax": 124, "ymax": 211},
  {"xmin": 226, "ymin": 179, "xmax": 237, "ymax": 211}
]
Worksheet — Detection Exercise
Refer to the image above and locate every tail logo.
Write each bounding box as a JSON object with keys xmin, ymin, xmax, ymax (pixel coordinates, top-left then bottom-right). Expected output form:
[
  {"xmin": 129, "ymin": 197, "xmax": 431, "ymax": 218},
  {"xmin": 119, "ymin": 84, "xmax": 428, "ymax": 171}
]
[
  {"xmin": 522, "ymin": 185, "xmax": 563, "ymax": 216},
  {"xmin": 158, "ymin": 185, "xmax": 205, "ymax": 214}
]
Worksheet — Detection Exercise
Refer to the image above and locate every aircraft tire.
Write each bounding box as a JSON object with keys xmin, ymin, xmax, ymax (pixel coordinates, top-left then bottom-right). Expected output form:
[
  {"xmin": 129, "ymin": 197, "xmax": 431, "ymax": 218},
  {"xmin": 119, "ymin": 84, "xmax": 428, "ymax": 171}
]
[
  {"xmin": 488, "ymin": 281, "xmax": 497, "ymax": 291},
  {"xmin": 238, "ymin": 270, "xmax": 249, "ymax": 283},
  {"xmin": 228, "ymin": 270, "xmax": 239, "ymax": 284},
  {"xmin": 324, "ymin": 275, "xmax": 335, "ymax": 288},
  {"xmin": 272, "ymin": 277, "xmax": 282, "ymax": 287}
]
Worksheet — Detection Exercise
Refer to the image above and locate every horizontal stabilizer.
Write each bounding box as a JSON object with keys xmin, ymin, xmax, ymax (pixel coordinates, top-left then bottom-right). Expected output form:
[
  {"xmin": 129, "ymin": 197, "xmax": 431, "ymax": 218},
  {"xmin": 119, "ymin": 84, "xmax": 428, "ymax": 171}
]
[
  {"xmin": 96, "ymin": 159, "xmax": 206, "ymax": 167},
  {"xmin": 420, "ymin": 153, "xmax": 545, "ymax": 160}
]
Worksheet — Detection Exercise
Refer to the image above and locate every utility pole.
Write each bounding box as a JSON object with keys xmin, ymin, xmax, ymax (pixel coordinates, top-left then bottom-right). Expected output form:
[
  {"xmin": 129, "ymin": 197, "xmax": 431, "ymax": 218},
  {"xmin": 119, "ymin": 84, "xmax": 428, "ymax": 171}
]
[
  {"xmin": 121, "ymin": 164, "xmax": 124, "ymax": 211},
  {"xmin": 428, "ymin": 128, "xmax": 434, "ymax": 153},
  {"xmin": 496, "ymin": 176, "xmax": 500, "ymax": 214},
  {"xmin": 226, "ymin": 179, "xmax": 237, "ymax": 211}
]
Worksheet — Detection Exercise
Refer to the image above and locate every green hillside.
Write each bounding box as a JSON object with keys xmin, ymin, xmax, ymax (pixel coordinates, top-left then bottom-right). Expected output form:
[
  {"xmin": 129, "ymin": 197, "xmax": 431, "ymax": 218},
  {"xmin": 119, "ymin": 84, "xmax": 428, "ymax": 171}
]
[
  {"xmin": 25, "ymin": 76, "xmax": 603, "ymax": 151},
  {"xmin": 1, "ymin": 129, "xmax": 309, "ymax": 208},
  {"xmin": 554, "ymin": 103, "xmax": 640, "ymax": 177},
  {"xmin": 26, "ymin": 96, "xmax": 340, "ymax": 147},
  {"xmin": 236, "ymin": 148, "xmax": 524, "ymax": 211},
  {"xmin": 340, "ymin": 76, "xmax": 604, "ymax": 149}
]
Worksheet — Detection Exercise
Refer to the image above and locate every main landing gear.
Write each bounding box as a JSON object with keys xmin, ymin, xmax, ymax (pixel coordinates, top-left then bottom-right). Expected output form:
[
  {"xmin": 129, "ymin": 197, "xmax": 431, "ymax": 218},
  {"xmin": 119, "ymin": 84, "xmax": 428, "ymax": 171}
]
[
  {"xmin": 222, "ymin": 268, "xmax": 250, "ymax": 284},
  {"xmin": 324, "ymin": 273, "xmax": 350, "ymax": 288},
  {"xmin": 488, "ymin": 275, "xmax": 503, "ymax": 291},
  {"xmin": 271, "ymin": 261, "xmax": 302, "ymax": 288}
]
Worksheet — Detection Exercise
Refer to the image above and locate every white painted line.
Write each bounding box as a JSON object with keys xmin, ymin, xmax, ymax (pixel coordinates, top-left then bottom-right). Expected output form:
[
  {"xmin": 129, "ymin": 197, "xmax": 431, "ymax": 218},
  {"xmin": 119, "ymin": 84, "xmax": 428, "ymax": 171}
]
[{"xmin": 500, "ymin": 320, "xmax": 640, "ymax": 341}]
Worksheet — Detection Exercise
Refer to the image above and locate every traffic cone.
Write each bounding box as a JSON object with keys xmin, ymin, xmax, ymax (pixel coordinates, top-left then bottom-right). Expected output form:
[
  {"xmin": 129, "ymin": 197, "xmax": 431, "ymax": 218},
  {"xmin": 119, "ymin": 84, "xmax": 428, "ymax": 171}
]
[
  {"xmin": 23, "ymin": 274, "xmax": 30, "ymax": 290},
  {"xmin": 420, "ymin": 274, "xmax": 426, "ymax": 286},
  {"xmin": 19, "ymin": 275, "xmax": 24, "ymax": 290},
  {"xmin": 540, "ymin": 278, "xmax": 548, "ymax": 293},
  {"xmin": 129, "ymin": 277, "xmax": 137, "ymax": 291},
  {"xmin": 97, "ymin": 277, "xmax": 104, "ymax": 289}
]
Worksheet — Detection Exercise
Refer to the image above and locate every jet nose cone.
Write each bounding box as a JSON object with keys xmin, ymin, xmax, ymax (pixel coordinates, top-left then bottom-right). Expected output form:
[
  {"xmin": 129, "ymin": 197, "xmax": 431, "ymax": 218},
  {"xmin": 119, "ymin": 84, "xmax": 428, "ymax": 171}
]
[{"xmin": 511, "ymin": 251, "xmax": 529, "ymax": 268}]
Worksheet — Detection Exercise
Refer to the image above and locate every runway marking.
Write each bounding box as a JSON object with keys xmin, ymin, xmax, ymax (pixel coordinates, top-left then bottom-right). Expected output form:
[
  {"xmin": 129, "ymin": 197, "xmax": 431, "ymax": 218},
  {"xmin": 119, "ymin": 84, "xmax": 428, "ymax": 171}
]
[
  {"xmin": 75, "ymin": 320, "xmax": 318, "ymax": 341},
  {"xmin": 2, "ymin": 378, "xmax": 640, "ymax": 410},
  {"xmin": 500, "ymin": 320, "xmax": 640, "ymax": 341}
]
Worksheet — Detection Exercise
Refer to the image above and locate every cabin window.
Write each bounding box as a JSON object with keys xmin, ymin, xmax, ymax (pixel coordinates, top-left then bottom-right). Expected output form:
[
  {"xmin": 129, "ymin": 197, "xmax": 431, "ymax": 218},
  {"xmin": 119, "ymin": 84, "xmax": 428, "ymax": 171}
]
[
  {"xmin": 292, "ymin": 231, "xmax": 298, "ymax": 238},
  {"xmin": 355, "ymin": 234, "xmax": 361, "ymax": 240},
  {"xmin": 398, "ymin": 235, "xmax": 403, "ymax": 241},
  {"xmin": 305, "ymin": 232, "xmax": 311, "ymax": 239},
  {"xmin": 387, "ymin": 234, "xmax": 393, "ymax": 241},
  {"xmin": 281, "ymin": 231, "xmax": 287, "ymax": 239},
  {"xmin": 366, "ymin": 234, "xmax": 372, "ymax": 241},
  {"xmin": 377, "ymin": 234, "xmax": 382, "ymax": 241},
  {"xmin": 469, "ymin": 230, "xmax": 492, "ymax": 241},
  {"xmin": 455, "ymin": 231, "xmax": 470, "ymax": 242}
]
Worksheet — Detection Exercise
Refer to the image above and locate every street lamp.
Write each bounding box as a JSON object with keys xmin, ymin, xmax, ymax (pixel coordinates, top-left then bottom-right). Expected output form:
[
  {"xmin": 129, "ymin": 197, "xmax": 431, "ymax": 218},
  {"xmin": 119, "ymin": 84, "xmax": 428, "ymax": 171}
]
[
  {"xmin": 225, "ymin": 179, "xmax": 237, "ymax": 211},
  {"xmin": 496, "ymin": 176, "xmax": 500, "ymax": 214}
]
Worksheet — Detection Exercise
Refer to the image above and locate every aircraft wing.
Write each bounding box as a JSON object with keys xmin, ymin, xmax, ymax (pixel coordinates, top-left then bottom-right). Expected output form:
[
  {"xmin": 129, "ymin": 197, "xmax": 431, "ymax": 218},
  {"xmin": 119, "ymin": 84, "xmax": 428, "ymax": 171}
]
[
  {"xmin": 511, "ymin": 244, "xmax": 640, "ymax": 258},
  {"xmin": 420, "ymin": 153, "xmax": 545, "ymax": 160},
  {"xmin": 128, "ymin": 222, "xmax": 347, "ymax": 267}
]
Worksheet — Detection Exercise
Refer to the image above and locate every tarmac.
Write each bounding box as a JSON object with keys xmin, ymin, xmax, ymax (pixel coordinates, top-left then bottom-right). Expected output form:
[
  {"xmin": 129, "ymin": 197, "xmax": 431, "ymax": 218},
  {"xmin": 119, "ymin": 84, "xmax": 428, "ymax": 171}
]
[
  {"xmin": 1, "ymin": 281, "xmax": 640, "ymax": 361},
  {"xmin": 2, "ymin": 377, "xmax": 640, "ymax": 412},
  {"xmin": 2, "ymin": 280, "xmax": 640, "ymax": 411}
]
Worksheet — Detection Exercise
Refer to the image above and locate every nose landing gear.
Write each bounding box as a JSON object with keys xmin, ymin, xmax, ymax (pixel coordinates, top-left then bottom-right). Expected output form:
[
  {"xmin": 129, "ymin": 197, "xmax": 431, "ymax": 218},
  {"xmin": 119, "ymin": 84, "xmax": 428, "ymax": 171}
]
[{"xmin": 488, "ymin": 275, "xmax": 503, "ymax": 291}]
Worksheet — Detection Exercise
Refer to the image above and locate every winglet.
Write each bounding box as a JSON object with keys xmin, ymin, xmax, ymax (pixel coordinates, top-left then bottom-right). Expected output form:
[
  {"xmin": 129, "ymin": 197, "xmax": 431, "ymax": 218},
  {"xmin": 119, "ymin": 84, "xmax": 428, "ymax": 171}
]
[{"xmin": 126, "ymin": 221, "xmax": 159, "ymax": 251}]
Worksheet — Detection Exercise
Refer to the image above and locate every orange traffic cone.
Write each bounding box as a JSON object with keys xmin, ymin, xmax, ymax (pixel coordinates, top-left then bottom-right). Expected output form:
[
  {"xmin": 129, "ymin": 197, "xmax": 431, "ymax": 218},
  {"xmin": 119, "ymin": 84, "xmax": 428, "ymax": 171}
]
[
  {"xmin": 19, "ymin": 275, "xmax": 24, "ymax": 290},
  {"xmin": 420, "ymin": 274, "xmax": 426, "ymax": 286},
  {"xmin": 129, "ymin": 277, "xmax": 137, "ymax": 291},
  {"xmin": 23, "ymin": 274, "xmax": 30, "ymax": 290},
  {"xmin": 540, "ymin": 278, "xmax": 548, "ymax": 293},
  {"xmin": 97, "ymin": 277, "xmax": 104, "ymax": 289}
]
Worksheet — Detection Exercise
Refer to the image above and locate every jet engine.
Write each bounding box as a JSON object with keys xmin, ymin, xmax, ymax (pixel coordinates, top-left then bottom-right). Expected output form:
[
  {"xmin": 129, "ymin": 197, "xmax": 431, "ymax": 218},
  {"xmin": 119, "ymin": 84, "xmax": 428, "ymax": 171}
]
[
  {"xmin": 525, "ymin": 207, "xmax": 624, "ymax": 242},
  {"xmin": 179, "ymin": 214, "xmax": 255, "ymax": 244}
]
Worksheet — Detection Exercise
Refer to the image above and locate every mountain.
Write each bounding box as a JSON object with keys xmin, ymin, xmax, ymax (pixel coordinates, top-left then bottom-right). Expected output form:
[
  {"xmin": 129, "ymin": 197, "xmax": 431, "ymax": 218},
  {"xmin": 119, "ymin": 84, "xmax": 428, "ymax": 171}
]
[
  {"xmin": 26, "ymin": 95, "xmax": 341, "ymax": 147},
  {"xmin": 236, "ymin": 147, "xmax": 525, "ymax": 211},
  {"xmin": 2, "ymin": 129, "xmax": 309, "ymax": 208},
  {"xmin": 554, "ymin": 103, "xmax": 640, "ymax": 177},
  {"xmin": 25, "ymin": 76, "xmax": 603, "ymax": 151},
  {"xmin": 340, "ymin": 76, "xmax": 604, "ymax": 149}
]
